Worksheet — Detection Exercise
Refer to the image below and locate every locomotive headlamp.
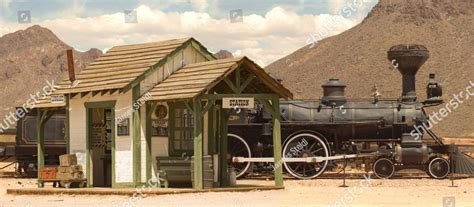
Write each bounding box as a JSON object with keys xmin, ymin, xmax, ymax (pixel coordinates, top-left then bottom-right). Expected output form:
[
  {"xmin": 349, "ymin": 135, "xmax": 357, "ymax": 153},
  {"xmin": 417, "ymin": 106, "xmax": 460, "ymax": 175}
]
[{"xmin": 425, "ymin": 73, "xmax": 443, "ymax": 104}]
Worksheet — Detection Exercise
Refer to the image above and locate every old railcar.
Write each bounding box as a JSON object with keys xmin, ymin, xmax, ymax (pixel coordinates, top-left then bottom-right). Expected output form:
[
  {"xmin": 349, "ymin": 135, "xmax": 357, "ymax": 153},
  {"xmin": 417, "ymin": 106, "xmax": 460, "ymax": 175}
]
[{"xmin": 14, "ymin": 109, "xmax": 66, "ymax": 177}]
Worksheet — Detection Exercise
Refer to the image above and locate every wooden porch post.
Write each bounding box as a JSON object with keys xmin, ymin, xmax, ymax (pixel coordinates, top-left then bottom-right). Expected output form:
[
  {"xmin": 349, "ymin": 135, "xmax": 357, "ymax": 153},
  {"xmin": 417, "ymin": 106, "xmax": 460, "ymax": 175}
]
[
  {"xmin": 37, "ymin": 109, "xmax": 45, "ymax": 178},
  {"xmin": 132, "ymin": 85, "xmax": 141, "ymax": 186},
  {"xmin": 272, "ymin": 97, "xmax": 284, "ymax": 187},
  {"xmin": 145, "ymin": 102, "xmax": 158, "ymax": 182},
  {"xmin": 37, "ymin": 109, "xmax": 53, "ymax": 179},
  {"xmin": 219, "ymin": 106, "xmax": 229, "ymax": 187},
  {"xmin": 193, "ymin": 98, "xmax": 203, "ymax": 189}
]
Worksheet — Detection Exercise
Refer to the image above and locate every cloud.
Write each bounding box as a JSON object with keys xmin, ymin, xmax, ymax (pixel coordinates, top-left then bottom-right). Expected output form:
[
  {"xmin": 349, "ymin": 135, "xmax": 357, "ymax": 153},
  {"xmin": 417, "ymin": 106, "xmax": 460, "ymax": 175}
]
[{"xmin": 0, "ymin": 4, "xmax": 365, "ymax": 66}]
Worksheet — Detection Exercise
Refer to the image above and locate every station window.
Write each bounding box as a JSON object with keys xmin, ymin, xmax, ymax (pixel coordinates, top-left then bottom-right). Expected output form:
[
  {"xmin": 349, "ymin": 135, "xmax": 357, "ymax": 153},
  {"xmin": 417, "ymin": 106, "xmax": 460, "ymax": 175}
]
[{"xmin": 171, "ymin": 105, "xmax": 194, "ymax": 154}]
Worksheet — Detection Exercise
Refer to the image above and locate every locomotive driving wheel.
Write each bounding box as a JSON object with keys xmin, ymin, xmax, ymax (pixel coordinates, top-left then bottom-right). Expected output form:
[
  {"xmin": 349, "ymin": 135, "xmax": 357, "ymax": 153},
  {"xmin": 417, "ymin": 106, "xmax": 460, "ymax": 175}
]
[
  {"xmin": 227, "ymin": 134, "xmax": 252, "ymax": 178},
  {"xmin": 427, "ymin": 157, "xmax": 450, "ymax": 179},
  {"xmin": 373, "ymin": 158, "xmax": 395, "ymax": 179},
  {"xmin": 283, "ymin": 133, "xmax": 329, "ymax": 179}
]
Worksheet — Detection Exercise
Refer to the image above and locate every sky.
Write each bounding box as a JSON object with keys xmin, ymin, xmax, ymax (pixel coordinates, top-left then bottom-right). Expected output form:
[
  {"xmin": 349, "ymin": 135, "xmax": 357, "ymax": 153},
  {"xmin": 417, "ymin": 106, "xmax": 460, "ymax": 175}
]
[{"xmin": 0, "ymin": 0, "xmax": 378, "ymax": 66}]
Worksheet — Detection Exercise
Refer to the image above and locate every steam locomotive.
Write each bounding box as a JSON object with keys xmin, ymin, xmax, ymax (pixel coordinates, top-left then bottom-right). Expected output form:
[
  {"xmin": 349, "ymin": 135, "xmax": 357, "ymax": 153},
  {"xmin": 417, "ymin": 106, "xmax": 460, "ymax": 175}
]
[{"xmin": 227, "ymin": 44, "xmax": 465, "ymax": 179}]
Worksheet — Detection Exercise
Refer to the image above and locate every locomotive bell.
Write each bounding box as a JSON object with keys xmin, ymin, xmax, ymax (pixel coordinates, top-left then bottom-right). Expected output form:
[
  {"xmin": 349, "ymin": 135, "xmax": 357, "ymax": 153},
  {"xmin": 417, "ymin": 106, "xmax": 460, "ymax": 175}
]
[
  {"xmin": 387, "ymin": 44, "xmax": 430, "ymax": 102},
  {"xmin": 321, "ymin": 78, "xmax": 347, "ymax": 106}
]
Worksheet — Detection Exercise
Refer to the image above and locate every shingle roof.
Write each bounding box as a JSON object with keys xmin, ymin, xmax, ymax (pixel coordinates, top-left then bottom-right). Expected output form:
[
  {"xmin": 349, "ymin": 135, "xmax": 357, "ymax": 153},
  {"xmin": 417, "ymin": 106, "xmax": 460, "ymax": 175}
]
[
  {"xmin": 147, "ymin": 56, "xmax": 293, "ymax": 101},
  {"xmin": 54, "ymin": 37, "xmax": 192, "ymax": 94}
]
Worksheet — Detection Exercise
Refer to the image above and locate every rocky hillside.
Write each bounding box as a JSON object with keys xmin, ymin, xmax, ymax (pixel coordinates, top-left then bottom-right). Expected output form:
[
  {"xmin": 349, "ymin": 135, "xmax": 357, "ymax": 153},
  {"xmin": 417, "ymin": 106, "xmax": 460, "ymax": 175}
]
[
  {"xmin": 266, "ymin": 0, "xmax": 474, "ymax": 136},
  {"xmin": 0, "ymin": 25, "xmax": 102, "ymax": 126},
  {"xmin": 214, "ymin": 50, "xmax": 234, "ymax": 59}
]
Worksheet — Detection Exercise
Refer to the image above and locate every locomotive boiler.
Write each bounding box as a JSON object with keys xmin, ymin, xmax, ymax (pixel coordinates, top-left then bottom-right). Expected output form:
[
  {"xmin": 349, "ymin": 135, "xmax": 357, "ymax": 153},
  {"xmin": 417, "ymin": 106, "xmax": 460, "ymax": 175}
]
[{"xmin": 228, "ymin": 44, "xmax": 473, "ymax": 179}]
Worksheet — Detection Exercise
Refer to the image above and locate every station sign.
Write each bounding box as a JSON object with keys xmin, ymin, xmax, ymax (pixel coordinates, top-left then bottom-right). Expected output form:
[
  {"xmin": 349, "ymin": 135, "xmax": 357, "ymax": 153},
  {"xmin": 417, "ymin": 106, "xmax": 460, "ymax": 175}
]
[
  {"xmin": 222, "ymin": 97, "xmax": 254, "ymax": 109},
  {"xmin": 51, "ymin": 94, "xmax": 65, "ymax": 104}
]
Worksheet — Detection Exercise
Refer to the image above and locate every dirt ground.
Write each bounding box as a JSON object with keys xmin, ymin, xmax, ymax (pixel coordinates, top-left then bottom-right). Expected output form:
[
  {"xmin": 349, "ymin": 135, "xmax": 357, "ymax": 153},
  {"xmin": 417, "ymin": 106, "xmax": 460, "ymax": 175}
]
[{"xmin": 0, "ymin": 176, "xmax": 472, "ymax": 207}]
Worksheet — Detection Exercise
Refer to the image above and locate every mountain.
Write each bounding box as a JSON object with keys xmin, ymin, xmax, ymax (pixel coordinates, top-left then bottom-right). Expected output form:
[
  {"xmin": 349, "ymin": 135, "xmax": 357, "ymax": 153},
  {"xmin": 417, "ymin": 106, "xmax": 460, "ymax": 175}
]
[
  {"xmin": 0, "ymin": 25, "xmax": 102, "ymax": 127},
  {"xmin": 214, "ymin": 50, "xmax": 234, "ymax": 59},
  {"xmin": 265, "ymin": 0, "xmax": 474, "ymax": 136}
]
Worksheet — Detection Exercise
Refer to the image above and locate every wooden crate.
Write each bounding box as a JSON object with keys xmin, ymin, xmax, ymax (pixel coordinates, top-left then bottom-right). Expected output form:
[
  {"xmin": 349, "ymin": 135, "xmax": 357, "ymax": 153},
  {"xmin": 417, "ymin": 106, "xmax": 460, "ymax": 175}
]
[
  {"xmin": 58, "ymin": 165, "xmax": 82, "ymax": 173},
  {"xmin": 39, "ymin": 167, "xmax": 57, "ymax": 180},
  {"xmin": 59, "ymin": 154, "xmax": 77, "ymax": 166}
]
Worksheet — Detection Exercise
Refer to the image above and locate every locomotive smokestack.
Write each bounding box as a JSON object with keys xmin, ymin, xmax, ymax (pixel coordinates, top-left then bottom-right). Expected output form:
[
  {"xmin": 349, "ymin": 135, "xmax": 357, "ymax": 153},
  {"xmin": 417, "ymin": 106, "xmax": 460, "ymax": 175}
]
[{"xmin": 387, "ymin": 44, "xmax": 429, "ymax": 102}]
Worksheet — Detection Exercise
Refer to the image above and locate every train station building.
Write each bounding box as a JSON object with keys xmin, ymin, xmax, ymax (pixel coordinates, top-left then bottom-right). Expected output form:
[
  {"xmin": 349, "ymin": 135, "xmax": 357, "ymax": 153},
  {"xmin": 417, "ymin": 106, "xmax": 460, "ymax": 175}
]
[{"xmin": 32, "ymin": 37, "xmax": 292, "ymax": 189}]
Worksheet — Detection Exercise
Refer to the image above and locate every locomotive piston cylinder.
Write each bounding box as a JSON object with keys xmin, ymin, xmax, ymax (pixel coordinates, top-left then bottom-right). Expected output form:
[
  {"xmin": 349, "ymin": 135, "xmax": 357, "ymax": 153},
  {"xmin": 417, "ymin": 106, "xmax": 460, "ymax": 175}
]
[{"xmin": 394, "ymin": 133, "xmax": 429, "ymax": 164}]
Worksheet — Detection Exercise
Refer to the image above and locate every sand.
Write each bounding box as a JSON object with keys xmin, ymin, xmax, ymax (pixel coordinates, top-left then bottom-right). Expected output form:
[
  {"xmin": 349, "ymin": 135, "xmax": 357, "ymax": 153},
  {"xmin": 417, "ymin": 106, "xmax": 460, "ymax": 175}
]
[{"xmin": 0, "ymin": 176, "xmax": 472, "ymax": 207}]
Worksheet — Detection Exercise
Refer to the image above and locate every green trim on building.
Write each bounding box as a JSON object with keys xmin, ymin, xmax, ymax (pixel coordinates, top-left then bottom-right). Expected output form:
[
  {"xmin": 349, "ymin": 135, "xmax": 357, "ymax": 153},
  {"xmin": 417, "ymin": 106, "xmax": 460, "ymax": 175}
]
[
  {"xmin": 132, "ymin": 84, "xmax": 142, "ymax": 186},
  {"xmin": 84, "ymin": 100, "xmax": 116, "ymax": 187},
  {"xmin": 145, "ymin": 102, "xmax": 158, "ymax": 182},
  {"xmin": 192, "ymin": 98, "xmax": 203, "ymax": 189}
]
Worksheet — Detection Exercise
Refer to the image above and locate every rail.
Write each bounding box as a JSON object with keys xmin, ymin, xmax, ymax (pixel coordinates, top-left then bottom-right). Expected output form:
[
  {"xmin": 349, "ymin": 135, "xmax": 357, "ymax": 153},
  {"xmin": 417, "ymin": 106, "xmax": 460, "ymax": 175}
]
[{"xmin": 232, "ymin": 153, "xmax": 378, "ymax": 163}]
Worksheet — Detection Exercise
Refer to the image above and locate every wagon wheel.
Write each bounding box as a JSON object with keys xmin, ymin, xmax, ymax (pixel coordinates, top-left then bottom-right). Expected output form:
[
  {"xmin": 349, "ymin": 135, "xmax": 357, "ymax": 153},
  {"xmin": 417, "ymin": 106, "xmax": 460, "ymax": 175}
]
[
  {"xmin": 282, "ymin": 133, "xmax": 329, "ymax": 179},
  {"xmin": 373, "ymin": 158, "xmax": 395, "ymax": 179},
  {"xmin": 427, "ymin": 157, "xmax": 450, "ymax": 179},
  {"xmin": 227, "ymin": 134, "xmax": 252, "ymax": 178}
]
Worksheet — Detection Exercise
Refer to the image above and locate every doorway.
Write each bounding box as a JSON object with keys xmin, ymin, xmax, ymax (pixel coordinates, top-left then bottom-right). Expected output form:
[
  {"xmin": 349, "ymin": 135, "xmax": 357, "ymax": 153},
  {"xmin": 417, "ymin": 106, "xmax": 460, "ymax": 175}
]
[{"xmin": 87, "ymin": 106, "xmax": 114, "ymax": 187}]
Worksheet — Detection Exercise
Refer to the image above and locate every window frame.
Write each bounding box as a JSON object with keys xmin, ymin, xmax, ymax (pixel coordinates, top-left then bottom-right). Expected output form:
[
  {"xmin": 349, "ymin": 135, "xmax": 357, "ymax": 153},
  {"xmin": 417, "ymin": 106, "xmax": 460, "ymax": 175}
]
[{"xmin": 168, "ymin": 102, "xmax": 194, "ymax": 156}]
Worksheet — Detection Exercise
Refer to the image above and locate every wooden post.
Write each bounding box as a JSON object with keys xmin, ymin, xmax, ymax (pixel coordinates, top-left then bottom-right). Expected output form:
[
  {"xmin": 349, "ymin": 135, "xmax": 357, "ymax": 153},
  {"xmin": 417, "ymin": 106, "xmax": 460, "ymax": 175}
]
[
  {"xmin": 207, "ymin": 105, "xmax": 215, "ymax": 155},
  {"xmin": 193, "ymin": 99, "xmax": 203, "ymax": 189},
  {"xmin": 145, "ymin": 102, "xmax": 158, "ymax": 183},
  {"xmin": 36, "ymin": 109, "xmax": 45, "ymax": 178},
  {"xmin": 132, "ymin": 85, "xmax": 141, "ymax": 186},
  {"xmin": 272, "ymin": 97, "xmax": 284, "ymax": 187},
  {"xmin": 65, "ymin": 95, "xmax": 70, "ymax": 154},
  {"xmin": 219, "ymin": 107, "xmax": 229, "ymax": 187}
]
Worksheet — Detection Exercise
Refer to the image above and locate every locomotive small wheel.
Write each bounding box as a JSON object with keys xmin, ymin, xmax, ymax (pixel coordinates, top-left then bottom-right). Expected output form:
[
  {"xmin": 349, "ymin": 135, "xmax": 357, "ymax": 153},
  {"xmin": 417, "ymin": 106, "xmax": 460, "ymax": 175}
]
[
  {"xmin": 227, "ymin": 134, "xmax": 252, "ymax": 178},
  {"xmin": 427, "ymin": 157, "xmax": 450, "ymax": 179},
  {"xmin": 372, "ymin": 158, "xmax": 395, "ymax": 179},
  {"xmin": 282, "ymin": 133, "xmax": 329, "ymax": 179}
]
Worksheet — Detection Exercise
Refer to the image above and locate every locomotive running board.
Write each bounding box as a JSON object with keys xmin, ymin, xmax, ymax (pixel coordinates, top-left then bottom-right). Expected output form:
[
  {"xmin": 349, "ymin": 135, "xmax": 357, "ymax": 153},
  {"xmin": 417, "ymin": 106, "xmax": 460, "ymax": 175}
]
[{"xmin": 232, "ymin": 153, "xmax": 377, "ymax": 163}]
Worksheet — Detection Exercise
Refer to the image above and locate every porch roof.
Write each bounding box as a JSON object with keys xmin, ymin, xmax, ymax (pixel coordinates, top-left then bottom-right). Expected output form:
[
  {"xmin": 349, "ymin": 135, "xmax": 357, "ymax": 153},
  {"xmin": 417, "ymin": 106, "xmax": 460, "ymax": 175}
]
[
  {"xmin": 147, "ymin": 56, "xmax": 293, "ymax": 101},
  {"xmin": 28, "ymin": 95, "xmax": 65, "ymax": 109}
]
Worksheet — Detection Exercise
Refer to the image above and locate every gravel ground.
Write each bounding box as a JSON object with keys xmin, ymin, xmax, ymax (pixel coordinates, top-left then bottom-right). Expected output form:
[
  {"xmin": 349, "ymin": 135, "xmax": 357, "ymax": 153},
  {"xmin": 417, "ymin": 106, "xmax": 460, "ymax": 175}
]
[{"xmin": 0, "ymin": 176, "xmax": 472, "ymax": 207}]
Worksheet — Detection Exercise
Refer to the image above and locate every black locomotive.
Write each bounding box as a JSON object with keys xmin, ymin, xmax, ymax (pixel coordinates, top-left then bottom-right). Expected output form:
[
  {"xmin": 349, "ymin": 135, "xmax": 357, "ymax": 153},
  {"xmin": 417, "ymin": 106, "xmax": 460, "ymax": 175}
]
[{"xmin": 227, "ymin": 44, "xmax": 471, "ymax": 179}]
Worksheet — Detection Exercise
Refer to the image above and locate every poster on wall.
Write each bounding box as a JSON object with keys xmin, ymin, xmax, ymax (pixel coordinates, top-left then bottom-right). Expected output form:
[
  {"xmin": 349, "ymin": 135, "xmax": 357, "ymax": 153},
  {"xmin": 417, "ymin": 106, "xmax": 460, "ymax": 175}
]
[
  {"xmin": 117, "ymin": 118, "xmax": 130, "ymax": 136},
  {"xmin": 152, "ymin": 105, "xmax": 168, "ymax": 136}
]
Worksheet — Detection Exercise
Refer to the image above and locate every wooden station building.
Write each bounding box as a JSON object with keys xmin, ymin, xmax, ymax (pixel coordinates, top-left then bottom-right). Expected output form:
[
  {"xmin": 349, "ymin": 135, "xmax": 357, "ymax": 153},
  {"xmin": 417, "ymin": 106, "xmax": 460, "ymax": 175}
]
[{"xmin": 33, "ymin": 37, "xmax": 292, "ymax": 189}]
